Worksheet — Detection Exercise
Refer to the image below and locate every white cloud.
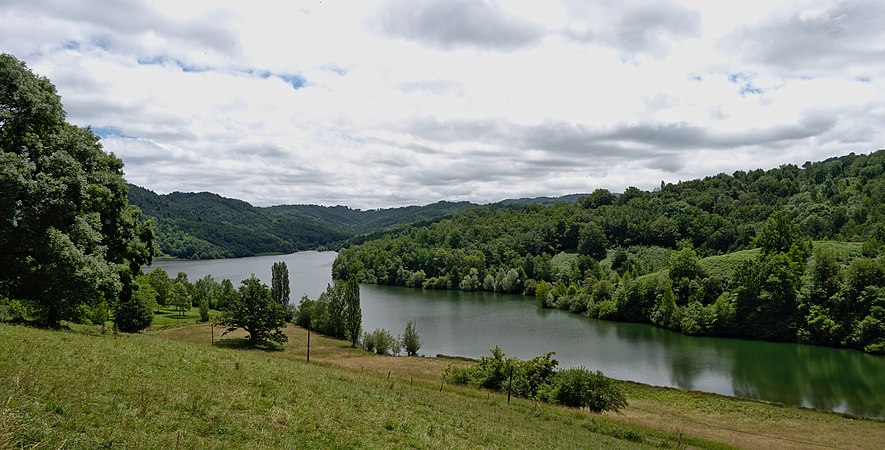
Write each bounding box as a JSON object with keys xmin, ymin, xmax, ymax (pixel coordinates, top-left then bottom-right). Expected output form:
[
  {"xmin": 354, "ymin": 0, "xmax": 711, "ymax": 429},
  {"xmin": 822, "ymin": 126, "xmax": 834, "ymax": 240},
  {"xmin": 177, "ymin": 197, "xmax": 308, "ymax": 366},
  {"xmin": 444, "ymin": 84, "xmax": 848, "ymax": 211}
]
[{"xmin": 1, "ymin": 0, "xmax": 882, "ymax": 208}]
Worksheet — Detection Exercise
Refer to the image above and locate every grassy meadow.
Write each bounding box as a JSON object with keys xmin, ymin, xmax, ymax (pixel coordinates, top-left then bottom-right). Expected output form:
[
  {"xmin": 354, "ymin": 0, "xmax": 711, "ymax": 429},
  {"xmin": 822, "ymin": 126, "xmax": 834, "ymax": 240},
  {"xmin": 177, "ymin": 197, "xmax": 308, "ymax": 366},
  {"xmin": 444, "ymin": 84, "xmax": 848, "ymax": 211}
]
[{"xmin": 2, "ymin": 322, "xmax": 882, "ymax": 449}]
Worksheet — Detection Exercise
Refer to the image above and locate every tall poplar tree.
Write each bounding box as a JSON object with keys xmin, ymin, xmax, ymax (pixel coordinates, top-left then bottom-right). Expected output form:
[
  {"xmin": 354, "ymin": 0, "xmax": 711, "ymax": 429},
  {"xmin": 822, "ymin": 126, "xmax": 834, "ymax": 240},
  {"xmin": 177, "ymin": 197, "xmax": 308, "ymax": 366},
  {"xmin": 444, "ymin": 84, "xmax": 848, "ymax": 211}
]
[
  {"xmin": 344, "ymin": 277, "xmax": 362, "ymax": 347},
  {"xmin": 271, "ymin": 261, "xmax": 290, "ymax": 309}
]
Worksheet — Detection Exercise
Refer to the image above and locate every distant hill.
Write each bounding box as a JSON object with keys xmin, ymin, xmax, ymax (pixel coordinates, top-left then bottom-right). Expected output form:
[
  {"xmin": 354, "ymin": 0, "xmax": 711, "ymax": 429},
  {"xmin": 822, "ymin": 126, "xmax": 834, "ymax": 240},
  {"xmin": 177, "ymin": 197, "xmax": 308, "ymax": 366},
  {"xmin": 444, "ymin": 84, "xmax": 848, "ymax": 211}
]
[
  {"xmin": 494, "ymin": 193, "xmax": 588, "ymax": 208},
  {"xmin": 128, "ymin": 186, "xmax": 483, "ymax": 259},
  {"xmin": 129, "ymin": 185, "xmax": 604, "ymax": 260},
  {"xmin": 128, "ymin": 185, "xmax": 350, "ymax": 259},
  {"xmin": 262, "ymin": 201, "xmax": 474, "ymax": 234}
]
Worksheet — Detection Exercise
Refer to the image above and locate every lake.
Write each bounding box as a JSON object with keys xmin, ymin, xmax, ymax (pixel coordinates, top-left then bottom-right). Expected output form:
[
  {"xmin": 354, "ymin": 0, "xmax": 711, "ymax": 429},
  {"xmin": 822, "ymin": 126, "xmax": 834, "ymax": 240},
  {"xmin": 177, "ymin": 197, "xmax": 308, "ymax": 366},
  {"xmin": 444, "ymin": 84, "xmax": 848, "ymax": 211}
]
[{"xmin": 148, "ymin": 251, "xmax": 885, "ymax": 418}]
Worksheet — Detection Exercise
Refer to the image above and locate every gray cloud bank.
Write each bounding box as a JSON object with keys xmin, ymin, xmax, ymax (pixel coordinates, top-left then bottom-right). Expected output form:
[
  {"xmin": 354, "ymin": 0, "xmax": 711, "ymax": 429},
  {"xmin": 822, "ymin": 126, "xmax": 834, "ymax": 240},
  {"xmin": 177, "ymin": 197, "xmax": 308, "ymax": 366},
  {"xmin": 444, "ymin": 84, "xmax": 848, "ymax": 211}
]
[{"xmin": 2, "ymin": 0, "xmax": 881, "ymax": 209}]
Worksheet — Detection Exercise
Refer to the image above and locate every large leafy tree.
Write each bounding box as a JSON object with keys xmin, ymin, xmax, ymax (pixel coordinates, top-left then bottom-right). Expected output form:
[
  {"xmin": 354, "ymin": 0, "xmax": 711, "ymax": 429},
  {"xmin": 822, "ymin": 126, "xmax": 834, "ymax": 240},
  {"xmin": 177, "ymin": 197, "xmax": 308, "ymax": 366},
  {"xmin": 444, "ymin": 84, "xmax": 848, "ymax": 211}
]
[
  {"xmin": 220, "ymin": 275, "xmax": 288, "ymax": 347},
  {"xmin": 0, "ymin": 54, "xmax": 154, "ymax": 326}
]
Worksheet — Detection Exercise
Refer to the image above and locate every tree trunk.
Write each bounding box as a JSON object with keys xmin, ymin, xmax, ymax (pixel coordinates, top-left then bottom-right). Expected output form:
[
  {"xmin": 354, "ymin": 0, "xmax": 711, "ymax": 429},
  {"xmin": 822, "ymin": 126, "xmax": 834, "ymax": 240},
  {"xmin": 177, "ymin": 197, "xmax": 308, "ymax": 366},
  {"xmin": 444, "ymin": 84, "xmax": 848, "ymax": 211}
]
[{"xmin": 47, "ymin": 303, "xmax": 60, "ymax": 328}]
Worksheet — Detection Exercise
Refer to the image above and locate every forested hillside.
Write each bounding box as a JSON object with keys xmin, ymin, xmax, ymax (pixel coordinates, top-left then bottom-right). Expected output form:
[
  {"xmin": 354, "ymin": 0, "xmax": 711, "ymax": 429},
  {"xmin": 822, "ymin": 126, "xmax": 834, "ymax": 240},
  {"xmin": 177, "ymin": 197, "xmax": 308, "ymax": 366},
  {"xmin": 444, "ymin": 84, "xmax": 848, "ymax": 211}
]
[
  {"xmin": 128, "ymin": 185, "xmax": 350, "ymax": 259},
  {"xmin": 128, "ymin": 186, "xmax": 485, "ymax": 259},
  {"xmin": 333, "ymin": 151, "xmax": 885, "ymax": 353},
  {"xmin": 263, "ymin": 200, "xmax": 473, "ymax": 234}
]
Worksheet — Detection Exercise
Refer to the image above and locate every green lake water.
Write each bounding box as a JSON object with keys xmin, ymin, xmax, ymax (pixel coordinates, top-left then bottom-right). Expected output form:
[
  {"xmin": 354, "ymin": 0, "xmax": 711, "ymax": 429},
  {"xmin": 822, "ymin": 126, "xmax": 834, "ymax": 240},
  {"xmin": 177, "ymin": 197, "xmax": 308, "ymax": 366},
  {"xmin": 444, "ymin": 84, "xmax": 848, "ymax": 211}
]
[{"xmin": 149, "ymin": 251, "xmax": 885, "ymax": 418}]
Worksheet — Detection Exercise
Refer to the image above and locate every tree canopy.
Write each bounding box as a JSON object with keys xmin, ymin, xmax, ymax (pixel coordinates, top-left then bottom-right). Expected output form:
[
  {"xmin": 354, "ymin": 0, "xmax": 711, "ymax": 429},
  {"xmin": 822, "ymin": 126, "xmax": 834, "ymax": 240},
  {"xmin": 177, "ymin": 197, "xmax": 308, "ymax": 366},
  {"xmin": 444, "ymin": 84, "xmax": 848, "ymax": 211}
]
[
  {"xmin": 0, "ymin": 53, "xmax": 154, "ymax": 326},
  {"xmin": 220, "ymin": 275, "xmax": 288, "ymax": 347}
]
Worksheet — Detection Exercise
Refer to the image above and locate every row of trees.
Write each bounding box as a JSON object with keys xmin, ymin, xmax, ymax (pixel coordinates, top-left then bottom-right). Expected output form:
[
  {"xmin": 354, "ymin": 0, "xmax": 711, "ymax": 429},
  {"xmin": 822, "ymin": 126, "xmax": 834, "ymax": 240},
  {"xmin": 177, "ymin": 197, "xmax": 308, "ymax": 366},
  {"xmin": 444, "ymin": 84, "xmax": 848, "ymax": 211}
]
[{"xmin": 293, "ymin": 278, "xmax": 362, "ymax": 347}]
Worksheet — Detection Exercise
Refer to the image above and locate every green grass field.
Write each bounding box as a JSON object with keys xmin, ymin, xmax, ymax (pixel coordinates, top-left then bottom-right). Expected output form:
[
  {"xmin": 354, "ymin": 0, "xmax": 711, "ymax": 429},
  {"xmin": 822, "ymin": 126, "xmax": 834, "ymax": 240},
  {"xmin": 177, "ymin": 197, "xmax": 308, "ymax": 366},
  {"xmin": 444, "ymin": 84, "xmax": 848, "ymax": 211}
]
[
  {"xmin": 0, "ymin": 324, "xmax": 710, "ymax": 449},
  {"xmin": 149, "ymin": 305, "xmax": 222, "ymax": 328},
  {"xmin": 698, "ymin": 248, "xmax": 760, "ymax": 278},
  {"xmin": 632, "ymin": 240, "xmax": 865, "ymax": 281},
  {"xmin": 3, "ymin": 322, "xmax": 881, "ymax": 449}
]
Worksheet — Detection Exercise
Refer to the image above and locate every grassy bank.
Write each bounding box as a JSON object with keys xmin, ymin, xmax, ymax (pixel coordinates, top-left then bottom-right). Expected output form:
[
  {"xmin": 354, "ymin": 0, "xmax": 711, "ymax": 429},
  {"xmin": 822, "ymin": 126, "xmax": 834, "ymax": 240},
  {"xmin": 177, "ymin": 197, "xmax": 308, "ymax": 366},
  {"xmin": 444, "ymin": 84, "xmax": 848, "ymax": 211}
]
[
  {"xmin": 163, "ymin": 324, "xmax": 884, "ymax": 449},
  {"xmin": 1, "ymin": 324, "xmax": 721, "ymax": 449},
  {"xmin": 2, "ymin": 323, "xmax": 881, "ymax": 449}
]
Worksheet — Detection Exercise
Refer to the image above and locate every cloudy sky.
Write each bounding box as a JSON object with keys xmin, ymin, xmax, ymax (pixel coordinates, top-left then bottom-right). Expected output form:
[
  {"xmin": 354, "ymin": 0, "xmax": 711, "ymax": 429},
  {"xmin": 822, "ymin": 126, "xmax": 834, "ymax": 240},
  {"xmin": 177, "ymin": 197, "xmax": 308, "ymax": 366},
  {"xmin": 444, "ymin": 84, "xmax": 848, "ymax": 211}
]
[{"xmin": 3, "ymin": 0, "xmax": 883, "ymax": 208}]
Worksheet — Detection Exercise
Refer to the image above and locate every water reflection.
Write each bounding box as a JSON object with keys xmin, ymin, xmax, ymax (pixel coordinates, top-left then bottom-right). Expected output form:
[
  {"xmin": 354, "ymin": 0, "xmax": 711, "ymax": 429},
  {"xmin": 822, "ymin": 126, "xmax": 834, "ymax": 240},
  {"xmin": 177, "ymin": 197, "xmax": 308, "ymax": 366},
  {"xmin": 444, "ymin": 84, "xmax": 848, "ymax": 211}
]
[{"xmin": 361, "ymin": 284, "xmax": 884, "ymax": 418}]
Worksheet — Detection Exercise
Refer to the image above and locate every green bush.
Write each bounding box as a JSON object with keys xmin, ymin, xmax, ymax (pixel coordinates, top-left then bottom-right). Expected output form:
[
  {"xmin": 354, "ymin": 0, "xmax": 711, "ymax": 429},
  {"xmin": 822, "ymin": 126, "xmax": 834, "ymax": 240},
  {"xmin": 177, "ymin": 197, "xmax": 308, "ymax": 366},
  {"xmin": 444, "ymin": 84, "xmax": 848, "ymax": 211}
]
[
  {"xmin": 595, "ymin": 299, "xmax": 618, "ymax": 319},
  {"xmin": 444, "ymin": 348, "xmax": 625, "ymax": 412},
  {"xmin": 0, "ymin": 296, "xmax": 30, "ymax": 322},
  {"xmin": 539, "ymin": 367, "xmax": 627, "ymax": 413},
  {"xmin": 113, "ymin": 297, "xmax": 154, "ymax": 333},
  {"xmin": 511, "ymin": 352, "xmax": 558, "ymax": 399},
  {"xmin": 442, "ymin": 365, "xmax": 473, "ymax": 385},
  {"xmin": 360, "ymin": 328, "xmax": 400, "ymax": 355},
  {"xmin": 89, "ymin": 300, "xmax": 109, "ymax": 326}
]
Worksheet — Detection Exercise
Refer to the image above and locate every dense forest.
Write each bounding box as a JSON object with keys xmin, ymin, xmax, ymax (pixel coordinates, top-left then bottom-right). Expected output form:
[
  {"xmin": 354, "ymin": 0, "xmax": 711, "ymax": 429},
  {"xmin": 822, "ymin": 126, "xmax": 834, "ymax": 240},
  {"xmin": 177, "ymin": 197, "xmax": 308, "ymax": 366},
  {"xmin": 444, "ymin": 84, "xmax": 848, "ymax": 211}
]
[
  {"xmin": 128, "ymin": 185, "xmax": 348, "ymax": 259},
  {"xmin": 128, "ymin": 185, "xmax": 477, "ymax": 259},
  {"xmin": 333, "ymin": 151, "xmax": 885, "ymax": 353}
]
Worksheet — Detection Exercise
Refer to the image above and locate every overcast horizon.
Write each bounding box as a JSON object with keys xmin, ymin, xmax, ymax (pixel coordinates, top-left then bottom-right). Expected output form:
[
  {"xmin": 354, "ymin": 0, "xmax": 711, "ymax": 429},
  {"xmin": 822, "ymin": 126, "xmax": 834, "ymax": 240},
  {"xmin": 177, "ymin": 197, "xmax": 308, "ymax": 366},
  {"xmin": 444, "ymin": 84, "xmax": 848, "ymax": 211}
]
[{"xmin": 3, "ymin": 0, "xmax": 883, "ymax": 209}]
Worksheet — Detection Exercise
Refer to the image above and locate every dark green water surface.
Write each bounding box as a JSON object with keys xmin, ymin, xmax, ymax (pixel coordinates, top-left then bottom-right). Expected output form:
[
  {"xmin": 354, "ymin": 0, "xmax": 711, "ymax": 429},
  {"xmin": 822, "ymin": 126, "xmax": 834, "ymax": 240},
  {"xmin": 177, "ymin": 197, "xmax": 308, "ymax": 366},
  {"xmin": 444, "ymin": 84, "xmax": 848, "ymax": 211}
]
[{"xmin": 149, "ymin": 251, "xmax": 885, "ymax": 418}]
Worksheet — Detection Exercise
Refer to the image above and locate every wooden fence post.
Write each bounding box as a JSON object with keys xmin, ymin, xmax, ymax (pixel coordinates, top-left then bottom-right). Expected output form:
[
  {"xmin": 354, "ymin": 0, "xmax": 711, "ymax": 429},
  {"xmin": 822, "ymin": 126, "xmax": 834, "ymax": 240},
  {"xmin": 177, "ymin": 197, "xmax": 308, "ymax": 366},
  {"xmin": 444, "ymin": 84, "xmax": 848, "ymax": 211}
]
[{"xmin": 507, "ymin": 365, "xmax": 513, "ymax": 404}]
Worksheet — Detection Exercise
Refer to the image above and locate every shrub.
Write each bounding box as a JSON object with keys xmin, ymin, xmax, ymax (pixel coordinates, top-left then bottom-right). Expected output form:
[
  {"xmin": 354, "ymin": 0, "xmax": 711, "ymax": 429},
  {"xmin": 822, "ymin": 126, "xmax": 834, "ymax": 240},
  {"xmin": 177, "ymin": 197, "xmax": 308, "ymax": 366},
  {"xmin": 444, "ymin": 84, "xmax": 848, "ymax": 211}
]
[
  {"xmin": 89, "ymin": 300, "xmax": 109, "ymax": 326},
  {"xmin": 539, "ymin": 367, "xmax": 627, "ymax": 413},
  {"xmin": 470, "ymin": 346, "xmax": 516, "ymax": 390},
  {"xmin": 361, "ymin": 328, "xmax": 400, "ymax": 355},
  {"xmin": 0, "ymin": 296, "xmax": 30, "ymax": 322},
  {"xmin": 406, "ymin": 270, "xmax": 426, "ymax": 288},
  {"xmin": 114, "ymin": 297, "xmax": 154, "ymax": 333},
  {"xmin": 513, "ymin": 352, "xmax": 558, "ymax": 399},
  {"xmin": 442, "ymin": 364, "xmax": 473, "ymax": 385},
  {"xmin": 360, "ymin": 330, "xmax": 376, "ymax": 353}
]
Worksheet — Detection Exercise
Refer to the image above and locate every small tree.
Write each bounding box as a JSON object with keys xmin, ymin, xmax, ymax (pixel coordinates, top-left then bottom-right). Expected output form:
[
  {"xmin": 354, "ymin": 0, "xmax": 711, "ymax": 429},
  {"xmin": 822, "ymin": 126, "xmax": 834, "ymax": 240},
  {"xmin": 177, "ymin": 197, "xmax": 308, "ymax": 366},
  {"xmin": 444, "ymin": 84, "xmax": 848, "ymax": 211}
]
[
  {"xmin": 114, "ymin": 285, "xmax": 155, "ymax": 332},
  {"xmin": 135, "ymin": 276, "xmax": 160, "ymax": 313},
  {"xmin": 169, "ymin": 282, "xmax": 191, "ymax": 317},
  {"xmin": 344, "ymin": 277, "xmax": 362, "ymax": 347},
  {"xmin": 175, "ymin": 272, "xmax": 195, "ymax": 305},
  {"xmin": 90, "ymin": 299, "xmax": 109, "ymax": 326},
  {"xmin": 757, "ymin": 210, "xmax": 811, "ymax": 261},
  {"xmin": 578, "ymin": 222, "xmax": 607, "ymax": 260},
  {"xmin": 218, "ymin": 278, "xmax": 238, "ymax": 311},
  {"xmin": 146, "ymin": 268, "xmax": 171, "ymax": 308},
  {"xmin": 326, "ymin": 282, "xmax": 346, "ymax": 339},
  {"xmin": 198, "ymin": 296, "xmax": 209, "ymax": 322},
  {"xmin": 194, "ymin": 275, "xmax": 220, "ymax": 310},
  {"xmin": 220, "ymin": 275, "xmax": 288, "ymax": 347},
  {"xmin": 271, "ymin": 261, "xmax": 290, "ymax": 310},
  {"xmin": 402, "ymin": 320, "xmax": 421, "ymax": 356}
]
